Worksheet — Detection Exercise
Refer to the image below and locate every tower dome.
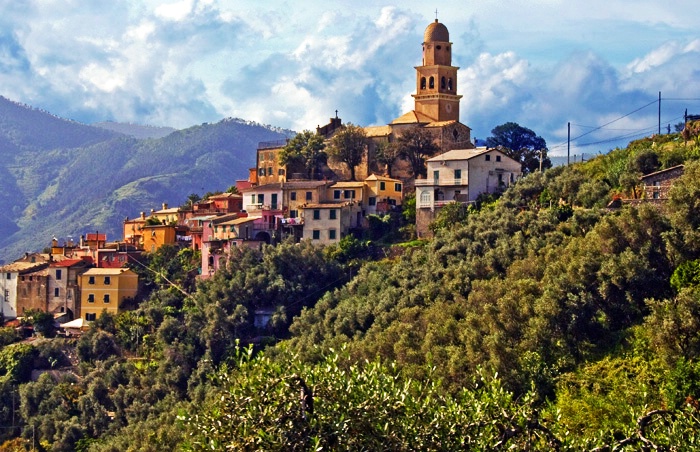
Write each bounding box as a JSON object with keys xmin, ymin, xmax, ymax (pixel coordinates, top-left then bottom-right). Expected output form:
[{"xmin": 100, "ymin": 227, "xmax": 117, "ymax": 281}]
[{"xmin": 424, "ymin": 19, "xmax": 449, "ymax": 43}]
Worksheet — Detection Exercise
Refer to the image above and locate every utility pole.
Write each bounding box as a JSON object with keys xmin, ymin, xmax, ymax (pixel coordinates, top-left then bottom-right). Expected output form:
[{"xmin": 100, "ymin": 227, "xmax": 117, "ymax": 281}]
[
  {"xmin": 567, "ymin": 122, "xmax": 570, "ymax": 165},
  {"xmin": 658, "ymin": 91, "xmax": 661, "ymax": 135}
]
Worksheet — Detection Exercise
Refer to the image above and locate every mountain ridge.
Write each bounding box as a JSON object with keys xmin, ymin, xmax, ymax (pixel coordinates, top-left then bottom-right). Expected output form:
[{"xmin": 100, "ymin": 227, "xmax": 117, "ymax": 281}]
[{"xmin": 0, "ymin": 95, "xmax": 294, "ymax": 262}]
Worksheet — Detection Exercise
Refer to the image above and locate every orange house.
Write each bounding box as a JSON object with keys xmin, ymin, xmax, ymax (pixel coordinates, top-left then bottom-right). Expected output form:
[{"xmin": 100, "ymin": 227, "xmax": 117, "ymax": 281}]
[{"xmin": 141, "ymin": 224, "xmax": 177, "ymax": 253}]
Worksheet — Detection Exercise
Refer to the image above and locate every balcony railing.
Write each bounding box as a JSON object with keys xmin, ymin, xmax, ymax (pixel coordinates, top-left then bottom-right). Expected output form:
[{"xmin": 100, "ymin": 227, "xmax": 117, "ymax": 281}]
[{"xmin": 414, "ymin": 178, "xmax": 467, "ymax": 186}]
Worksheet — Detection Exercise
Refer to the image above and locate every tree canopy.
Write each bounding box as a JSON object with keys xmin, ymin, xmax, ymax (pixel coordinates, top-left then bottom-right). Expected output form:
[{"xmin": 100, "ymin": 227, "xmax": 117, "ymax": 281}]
[
  {"xmin": 486, "ymin": 122, "xmax": 551, "ymax": 173},
  {"xmin": 327, "ymin": 123, "xmax": 368, "ymax": 181},
  {"xmin": 279, "ymin": 130, "xmax": 327, "ymax": 180},
  {"xmin": 395, "ymin": 126, "xmax": 440, "ymax": 178}
]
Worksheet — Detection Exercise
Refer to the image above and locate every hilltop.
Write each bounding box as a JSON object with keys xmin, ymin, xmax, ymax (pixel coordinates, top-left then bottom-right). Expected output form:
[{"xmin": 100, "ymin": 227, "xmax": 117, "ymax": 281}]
[{"xmin": 0, "ymin": 96, "xmax": 294, "ymax": 261}]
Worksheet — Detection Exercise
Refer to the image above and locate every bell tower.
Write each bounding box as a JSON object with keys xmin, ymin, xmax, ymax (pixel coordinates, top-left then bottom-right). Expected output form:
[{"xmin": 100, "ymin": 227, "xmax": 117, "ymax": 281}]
[{"xmin": 412, "ymin": 19, "xmax": 462, "ymax": 122}]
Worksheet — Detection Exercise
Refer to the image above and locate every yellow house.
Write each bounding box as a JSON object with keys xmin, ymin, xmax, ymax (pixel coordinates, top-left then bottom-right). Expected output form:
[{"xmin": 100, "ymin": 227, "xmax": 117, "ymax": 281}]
[
  {"xmin": 364, "ymin": 174, "xmax": 403, "ymax": 214},
  {"xmin": 79, "ymin": 268, "xmax": 138, "ymax": 321}
]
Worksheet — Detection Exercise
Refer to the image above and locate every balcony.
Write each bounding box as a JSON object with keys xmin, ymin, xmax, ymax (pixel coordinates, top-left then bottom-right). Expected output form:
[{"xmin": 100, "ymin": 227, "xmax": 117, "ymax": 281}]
[{"xmin": 414, "ymin": 178, "xmax": 467, "ymax": 187}]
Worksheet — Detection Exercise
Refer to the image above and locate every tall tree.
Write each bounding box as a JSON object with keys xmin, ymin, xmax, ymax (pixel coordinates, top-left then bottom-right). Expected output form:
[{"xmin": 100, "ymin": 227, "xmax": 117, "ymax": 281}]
[
  {"xmin": 375, "ymin": 141, "xmax": 401, "ymax": 177},
  {"xmin": 327, "ymin": 123, "xmax": 367, "ymax": 181},
  {"xmin": 279, "ymin": 130, "xmax": 327, "ymax": 180},
  {"xmin": 396, "ymin": 126, "xmax": 440, "ymax": 178},
  {"xmin": 486, "ymin": 122, "xmax": 550, "ymax": 174}
]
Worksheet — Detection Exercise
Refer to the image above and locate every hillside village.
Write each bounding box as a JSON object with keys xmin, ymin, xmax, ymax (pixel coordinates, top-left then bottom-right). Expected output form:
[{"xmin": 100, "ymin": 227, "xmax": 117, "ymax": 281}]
[
  {"xmin": 3, "ymin": 15, "xmax": 700, "ymax": 451},
  {"xmin": 0, "ymin": 19, "xmax": 527, "ymax": 327},
  {"xmin": 0, "ymin": 18, "xmax": 690, "ymax": 330}
]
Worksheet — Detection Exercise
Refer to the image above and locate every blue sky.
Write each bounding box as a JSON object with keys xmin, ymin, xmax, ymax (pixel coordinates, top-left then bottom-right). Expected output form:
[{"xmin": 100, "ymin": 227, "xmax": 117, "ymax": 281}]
[{"xmin": 1, "ymin": 1, "xmax": 699, "ymax": 156}]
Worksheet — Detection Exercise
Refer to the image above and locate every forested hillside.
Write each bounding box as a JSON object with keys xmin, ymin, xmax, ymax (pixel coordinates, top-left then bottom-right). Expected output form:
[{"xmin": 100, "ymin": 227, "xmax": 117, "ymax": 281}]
[
  {"xmin": 0, "ymin": 96, "xmax": 293, "ymax": 262},
  {"xmin": 2, "ymin": 129, "xmax": 700, "ymax": 450}
]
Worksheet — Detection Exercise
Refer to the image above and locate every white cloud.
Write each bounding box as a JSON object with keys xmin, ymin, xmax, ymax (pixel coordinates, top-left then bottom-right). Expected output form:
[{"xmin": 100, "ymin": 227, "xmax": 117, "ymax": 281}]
[{"xmin": 154, "ymin": 0, "xmax": 194, "ymax": 21}]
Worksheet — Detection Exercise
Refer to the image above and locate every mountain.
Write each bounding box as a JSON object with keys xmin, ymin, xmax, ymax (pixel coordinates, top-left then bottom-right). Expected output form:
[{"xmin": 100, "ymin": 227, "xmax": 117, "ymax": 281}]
[
  {"xmin": 92, "ymin": 121, "xmax": 177, "ymax": 139},
  {"xmin": 0, "ymin": 96, "xmax": 294, "ymax": 262}
]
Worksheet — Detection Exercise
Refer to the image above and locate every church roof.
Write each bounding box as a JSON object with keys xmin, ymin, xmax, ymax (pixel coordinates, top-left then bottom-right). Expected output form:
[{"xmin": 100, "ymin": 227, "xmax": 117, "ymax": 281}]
[
  {"xmin": 390, "ymin": 110, "xmax": 435, "ymax": 125},
  {"xmin": 424, "ymin": 19, "xmax": 449, "ymax": 43},
  {"xmin": 364, "ymin": 125, "xmax": 392, "ymax": 137}
]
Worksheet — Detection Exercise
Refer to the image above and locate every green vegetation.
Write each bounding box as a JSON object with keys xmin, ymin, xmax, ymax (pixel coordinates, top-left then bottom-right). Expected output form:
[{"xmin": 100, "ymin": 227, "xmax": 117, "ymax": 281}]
[{"xmin": 2, "ymin": 129, "xmax": 700, "ymax": 450}]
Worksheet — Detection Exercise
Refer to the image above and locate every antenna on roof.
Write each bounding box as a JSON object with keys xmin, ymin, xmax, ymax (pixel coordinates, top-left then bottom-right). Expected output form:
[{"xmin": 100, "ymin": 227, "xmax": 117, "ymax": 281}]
[{"xmin": 435, "ymin": 9, "xmax": 438, "ymax": 20}]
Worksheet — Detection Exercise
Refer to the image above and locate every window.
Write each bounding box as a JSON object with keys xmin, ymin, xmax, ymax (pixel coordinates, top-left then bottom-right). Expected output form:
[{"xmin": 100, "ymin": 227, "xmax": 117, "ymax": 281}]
[
  {"xmin": 56, "ymin": 269, "xmax": 62, "ymax": 280},
  {"xmin": 278, "ymin": 168, "xmax": 285, "ymax": 176},
  {"xmin": 441, "ymin": 76, "xmax": 446, "ymax": 89},
  {"xmin": 271, "ymin": 193, "xmax": 278, "ymax": 209},
  {"xmin": 329, "ymin": 229, "xmax": 337, "ymax": 240},
  {"xmin": 290, "ymin": 210, "xmax": 298, "ymax": 218},
  {"xmin": 251, "ymin": 194, "xmax": 256, "ymax": 204},
  {"xmin": 88, "ymin": 294, "xmax": 95, "ymax": 303},
  {"xmin": 103, "ymin": 294, "xmax": 110, "ymax": 303},
  {"xmin": 496, "ymin": 155, "xmax": 501, "ymax": 162},
  {"xmin": 369, "ymin": 197, "xmax": 376, "ymax": 206},
  {"xmin": 329, "ymin": 209, "xmax": 337, "ymax": 220},
  {"xmin": 258, "ymin": 168, "xmax": 265, "ymax": 176},
  {"xmin": 257, "ymin": 194, "xmax": 264, "ymax": 205},
  {"xmin": 344, "ymin": 190, "xmax": 355, "ymax": 199},
  {"xmin": 104, "ymin": 276, "xmax": 111, "ymax": 285},
  {"xmin": 395, "ymin": 183, "xmax": 402, "ymax": 192},
  {"xmin": 4, "ymin": 289, "xmax": 9, "ymax": 300},
  {"xmin": 5, "ymin": 273, "xmax": 10, "ymax": 280},
  {"xmin": 306, "ymin": 191, "xmax": 312, "ymax": 201},
  {"xmin": 312, "ymin": 230, "xmax": 320, "ymax": 240},
  {"xmin": 380, "ymin": 181, "xmax": 386, "ymax": 190},
  {"xmin": 485, "ymin": 154, "xmax": 491, "ymax": 161},
  {"xmin": 454, "ymin": 169, "xmax": 462, "ymax": 180},
  {"xmin": 420, "ymin": 191, "xmax": 431, "ymax": 204},
  {"xmin": 334, "ymin": 190, "xmax": 341, "ymax": 200},
  {"xmin": 290, "ymin": 192, "xmax": 297, "ymax": 201},
  {"xmin": 313, "ymin": 210, "xmax": 320, "ymax": 220},
  {"xmin": 54, "ymin": 288, "xmax": 60, "ymax": 297},
  {"xmin": 448, "ymin": 78, "xmax": 453, "ymax": 91},
  {"xmin": 267, "ymin": 167, "xmax": 273, "ymax": 175},
  {"xmin": 429, "ymin": 76, "xmax": 434, "ymax": 89},
  {"xmin": 86, "ymin": 313, "xmax": 97, "ymax": 321},
  {"xmin": 88, "ymin": 276, "xmax": 95, "ymax": 284},
  {"xmin": 420, "ymin": 77, "xmax": 426, "ymax": 90}
]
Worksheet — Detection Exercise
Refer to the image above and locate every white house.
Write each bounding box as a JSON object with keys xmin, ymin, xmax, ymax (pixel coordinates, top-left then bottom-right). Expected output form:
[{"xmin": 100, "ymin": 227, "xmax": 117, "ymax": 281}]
[{"xmin": 415, "ymin": 148, "xmax": 522, "ymax": 236}]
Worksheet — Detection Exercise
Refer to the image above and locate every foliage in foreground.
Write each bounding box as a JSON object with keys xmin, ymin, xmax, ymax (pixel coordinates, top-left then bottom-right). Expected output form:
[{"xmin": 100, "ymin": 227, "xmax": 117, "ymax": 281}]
[{"xmin": 184, "ymin": 346, "xmax": 700, "ymax": 451}]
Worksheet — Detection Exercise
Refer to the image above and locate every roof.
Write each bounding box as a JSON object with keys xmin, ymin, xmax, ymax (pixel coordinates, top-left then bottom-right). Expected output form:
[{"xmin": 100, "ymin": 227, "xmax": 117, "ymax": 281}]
[
  {"xmin": 364, "ymin": 125, "xmax": 393, "ymax": 137},
  {"xmin": 331, "ymin": 181, "xmax": 365, "ymax": 188},
  {"xmin": 50, "ymin": 259, "xmax": 87, "ymax": 268},
  {"xmin": 154, "ymin": 207, "xmax": 180, "ymax": 214},
  {"xmin": 240, "ymin": 183, "xmax": 283, "ymax": 192},
  {"xmin": 207, "ymin": 193, "xmax": 242, "ymax": 199},
  {"xmin": 390, "ymin": 110, "xmax": 435, "ymax": 125},
  {"xmin": 427, "ymin": 148, "xmax": 493, "ymax": 162},
  {"xmin": 85, "ymin": 233, "xmax": 106, "ymax": 241},
  {"xmin": 424, "ymin": 120, "xmax": 459, "ymax": 128},
  {"xmin": 281, "ymin": 180, "xmax": 333, "ymax": 189},
  {"xmin": 82, "ymin": 268, "xmax": 134, "ymax": 276},
  {"xmin": 0, "ymin": 261, "xmax": 48, "ymax": 273},
  {"xmin": 640, "ymin": 164, "xmax": 685, "ymax": 180},
  {"xmin": 218, "ymin": 216, "xmax": 262, "ymax": 226},
  {"xmin": 187, "ymin": 214, "xmax": 219, "ymax": 222},
  {"xmin": 424, "ymin": 19, "xmax": 449, "ymax": 42},
  {"xmin": 365, "ymin": 174, "xmax": 401, "ymax": 182}
]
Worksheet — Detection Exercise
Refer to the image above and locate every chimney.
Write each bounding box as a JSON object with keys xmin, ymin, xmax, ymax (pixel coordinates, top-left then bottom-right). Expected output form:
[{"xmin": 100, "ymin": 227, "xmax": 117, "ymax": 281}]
[
  {"xmin": 162, "ymin": 202, "xmax": 168, "ymax": 210},
  {"xmin": 140, "ymin": 212, "xmax": 146, "ymax": 220}
]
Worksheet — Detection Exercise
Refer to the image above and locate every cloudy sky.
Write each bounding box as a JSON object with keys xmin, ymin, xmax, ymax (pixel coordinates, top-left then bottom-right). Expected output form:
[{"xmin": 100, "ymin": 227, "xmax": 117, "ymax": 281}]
[{"xmin": 1, "ymin": 0, "xmax": 699, "ymax": 156}]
